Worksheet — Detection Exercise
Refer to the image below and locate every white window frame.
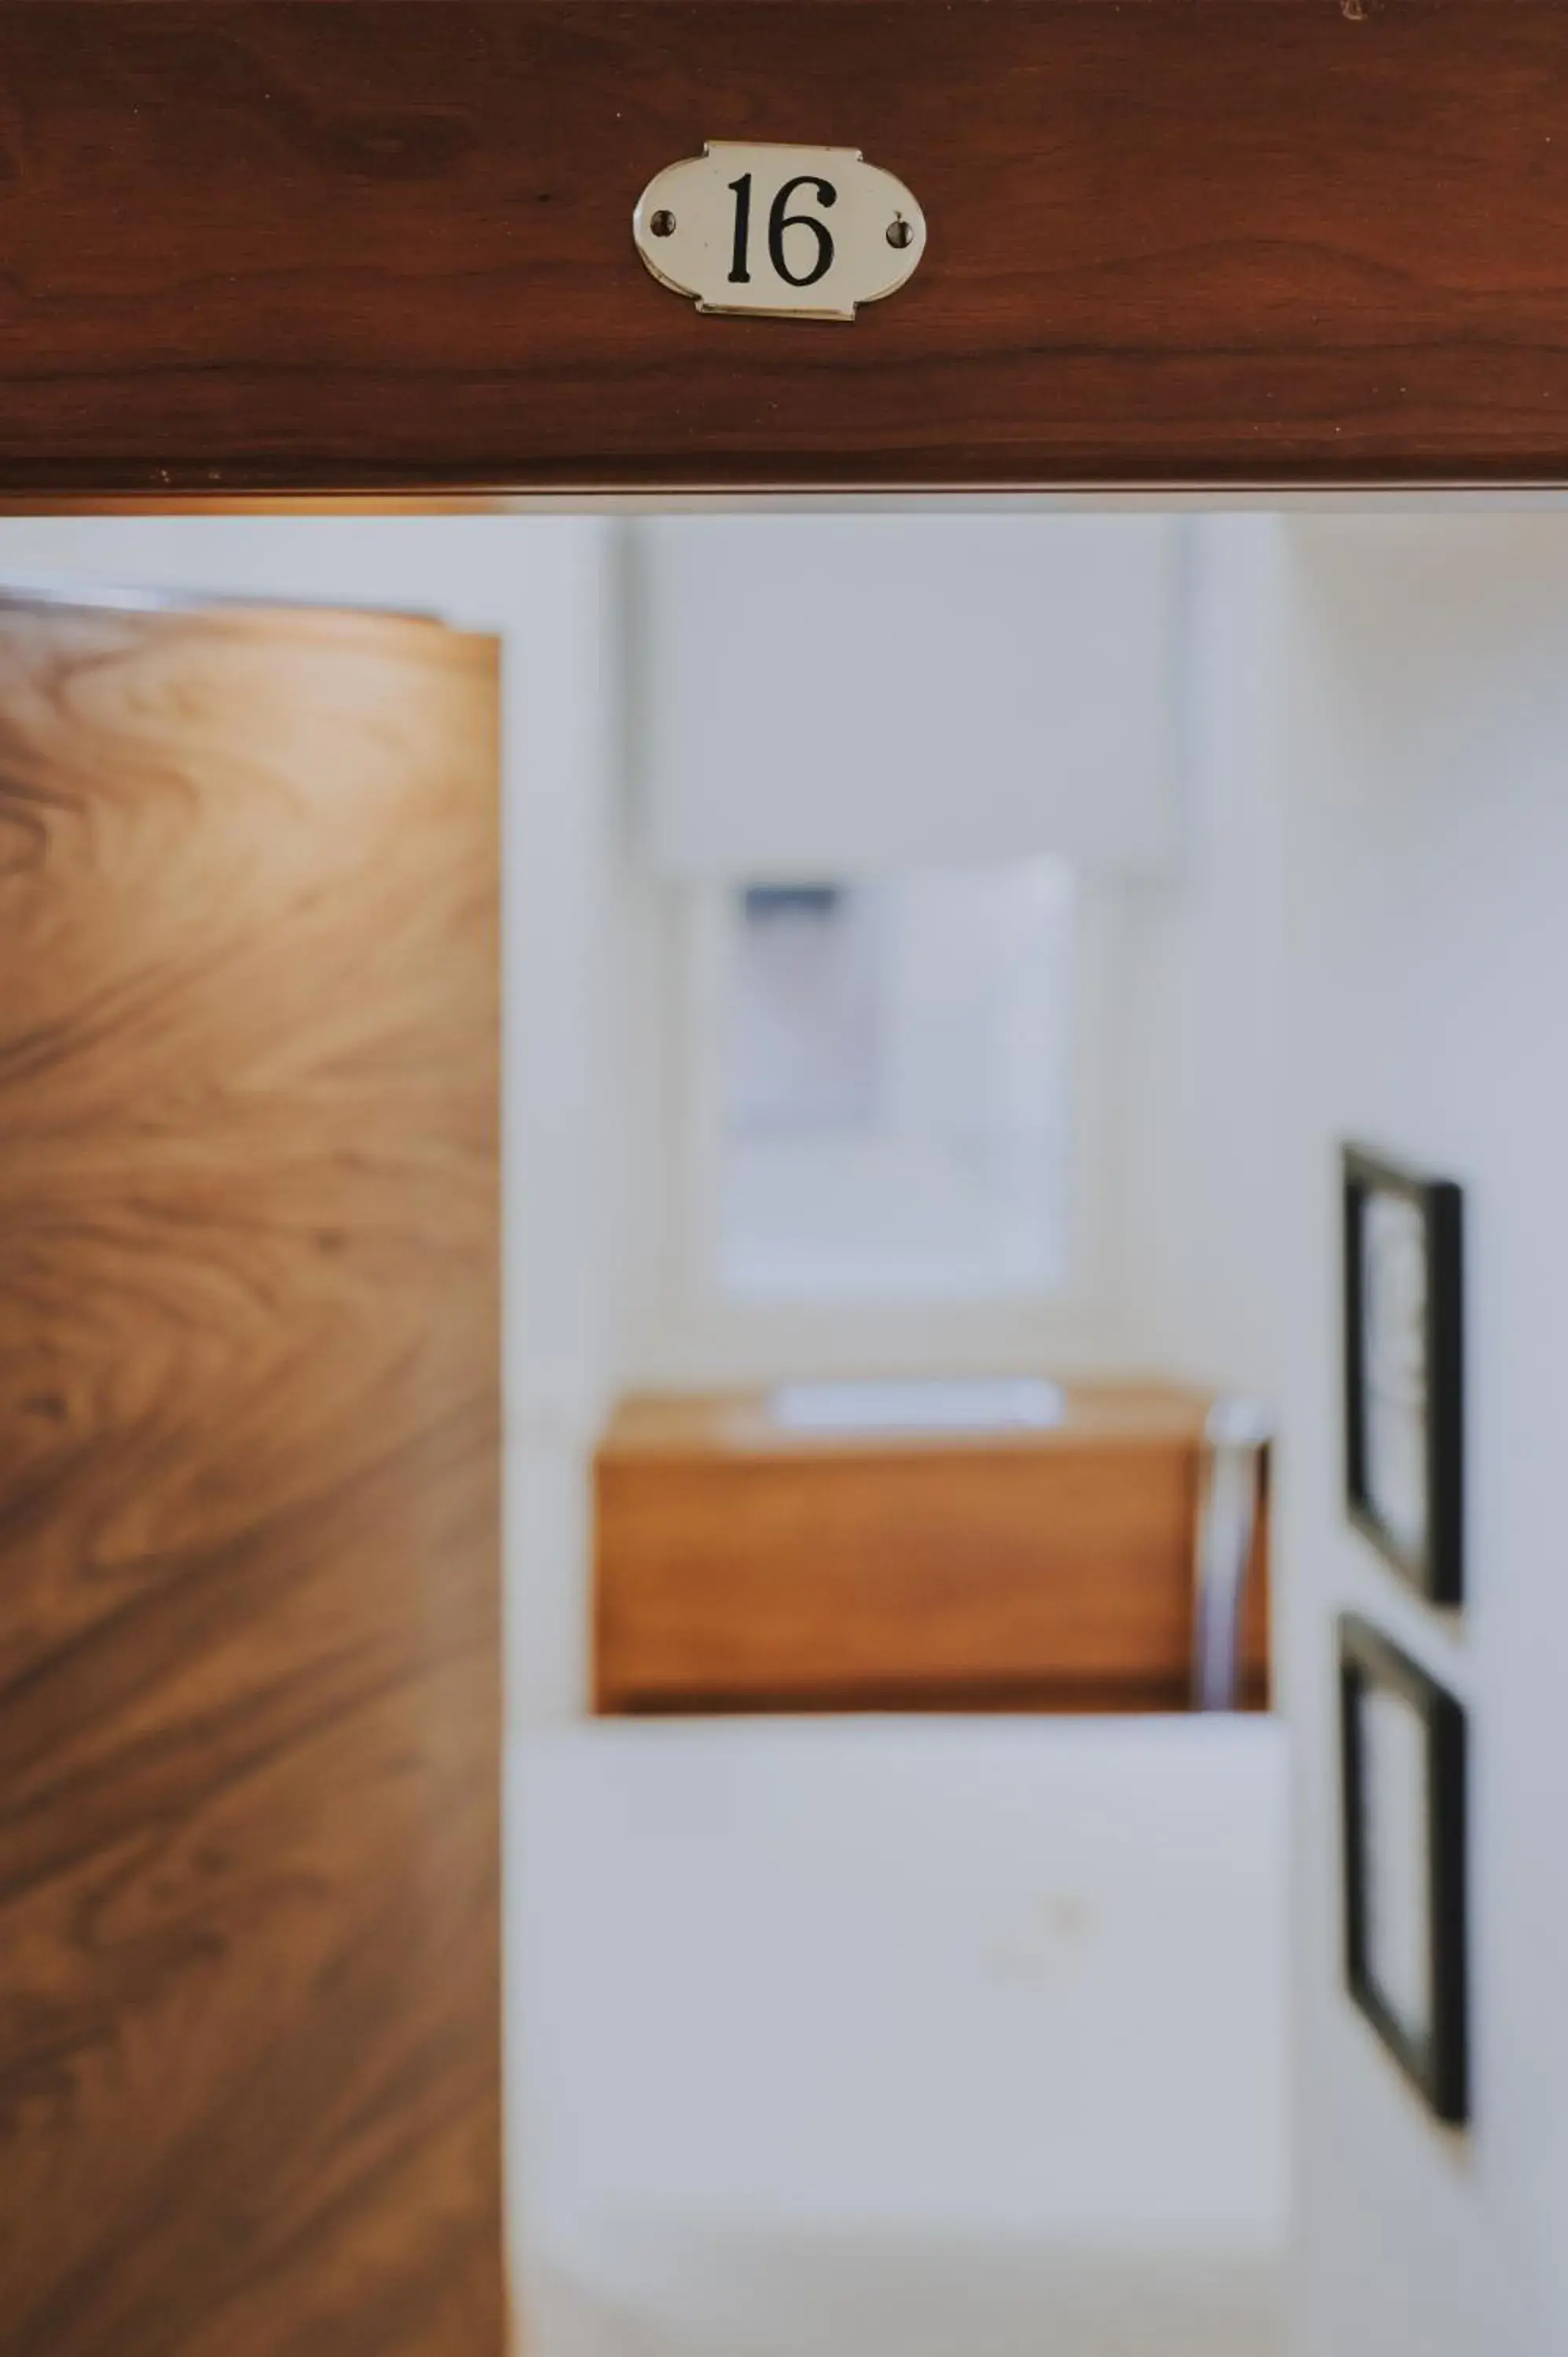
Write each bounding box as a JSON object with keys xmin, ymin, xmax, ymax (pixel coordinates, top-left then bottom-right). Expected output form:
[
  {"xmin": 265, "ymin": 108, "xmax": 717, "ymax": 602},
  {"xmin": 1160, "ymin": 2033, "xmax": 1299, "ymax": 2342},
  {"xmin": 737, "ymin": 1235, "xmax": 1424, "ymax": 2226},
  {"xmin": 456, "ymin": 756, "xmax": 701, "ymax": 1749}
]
[{"xmin": 614, "ymin": 869, "xmax": 1134, "ymax": 1391}]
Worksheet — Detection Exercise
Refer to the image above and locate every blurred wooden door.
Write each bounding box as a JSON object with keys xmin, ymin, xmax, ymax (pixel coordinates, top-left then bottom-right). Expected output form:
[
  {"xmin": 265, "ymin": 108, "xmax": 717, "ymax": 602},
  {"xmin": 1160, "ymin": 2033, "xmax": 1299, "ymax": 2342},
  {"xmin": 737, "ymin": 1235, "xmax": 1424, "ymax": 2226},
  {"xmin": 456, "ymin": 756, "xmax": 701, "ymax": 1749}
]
[{"xmin": 0, "ymin": 596, "xmax": 504, "ymax": 2355}]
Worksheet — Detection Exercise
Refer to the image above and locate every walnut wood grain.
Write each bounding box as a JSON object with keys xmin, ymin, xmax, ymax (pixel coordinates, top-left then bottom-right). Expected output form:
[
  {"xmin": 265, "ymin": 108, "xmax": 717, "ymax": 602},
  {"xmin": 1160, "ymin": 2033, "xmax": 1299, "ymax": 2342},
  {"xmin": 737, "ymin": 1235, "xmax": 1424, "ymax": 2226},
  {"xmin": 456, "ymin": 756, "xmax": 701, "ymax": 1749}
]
[
  {"xmin": 0, "ymin": 4, "xmax": 1567, "ymax": 490},
  {"xmin": 595, "ymin": 1384, "xmax": 1269, "ymax": 1714},
  {"xmin": 0, "ymin": 599, "xmax": 504, "ymax": 2356}
]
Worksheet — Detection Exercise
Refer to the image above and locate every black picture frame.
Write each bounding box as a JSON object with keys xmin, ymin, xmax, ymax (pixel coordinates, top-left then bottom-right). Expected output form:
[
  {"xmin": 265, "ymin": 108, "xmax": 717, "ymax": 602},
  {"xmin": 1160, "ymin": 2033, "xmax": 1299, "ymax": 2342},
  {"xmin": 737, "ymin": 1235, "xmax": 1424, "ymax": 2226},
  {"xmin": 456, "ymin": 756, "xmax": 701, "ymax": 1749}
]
[
  {"xmin": 1339, "ymin": 1615, "xmax": 1468, "ymax": 2125},
  {"xmin": 1343, "ymin": 1146, "xmax": 1464, "ymax": 1604}
]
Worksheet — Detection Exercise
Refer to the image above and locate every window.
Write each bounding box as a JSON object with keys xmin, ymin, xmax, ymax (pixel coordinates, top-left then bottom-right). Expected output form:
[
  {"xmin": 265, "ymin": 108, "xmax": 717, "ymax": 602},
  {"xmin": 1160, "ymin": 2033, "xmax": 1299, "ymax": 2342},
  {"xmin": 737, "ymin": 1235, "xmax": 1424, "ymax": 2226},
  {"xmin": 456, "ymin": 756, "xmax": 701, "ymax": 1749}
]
[{"xmin": 715, "ymin": 862, "xmax": 1075, "ymax": 1300}]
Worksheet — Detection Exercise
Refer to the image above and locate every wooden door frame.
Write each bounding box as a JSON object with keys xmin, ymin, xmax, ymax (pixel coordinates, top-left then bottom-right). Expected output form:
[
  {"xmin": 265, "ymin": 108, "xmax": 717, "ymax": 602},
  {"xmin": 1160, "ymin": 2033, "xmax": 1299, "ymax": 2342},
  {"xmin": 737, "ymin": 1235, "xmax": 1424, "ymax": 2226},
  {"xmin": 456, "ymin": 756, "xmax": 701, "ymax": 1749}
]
[{"xmin": 1, "ymin": 2, "xmax": 1568, "ymax": 498}]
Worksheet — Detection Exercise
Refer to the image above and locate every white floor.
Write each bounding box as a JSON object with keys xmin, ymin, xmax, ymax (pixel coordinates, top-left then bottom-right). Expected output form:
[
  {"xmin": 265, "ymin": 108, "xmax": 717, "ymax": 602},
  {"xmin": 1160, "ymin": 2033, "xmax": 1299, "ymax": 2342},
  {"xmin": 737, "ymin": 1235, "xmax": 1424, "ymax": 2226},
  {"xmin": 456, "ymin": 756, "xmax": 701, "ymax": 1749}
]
[{"xmin": 508, "ymin": 1715, "xmax": 1289, "ymax": 2357}]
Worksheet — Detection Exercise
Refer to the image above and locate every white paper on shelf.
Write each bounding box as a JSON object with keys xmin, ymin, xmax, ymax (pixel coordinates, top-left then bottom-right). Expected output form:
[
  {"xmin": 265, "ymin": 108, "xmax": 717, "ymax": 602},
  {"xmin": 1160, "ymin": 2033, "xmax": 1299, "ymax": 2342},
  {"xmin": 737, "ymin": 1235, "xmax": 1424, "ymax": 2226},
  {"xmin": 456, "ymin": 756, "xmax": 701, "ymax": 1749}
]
[{"xmin": 767, "ymin": 1376, "xmax": 1067, "ymax": 1437}]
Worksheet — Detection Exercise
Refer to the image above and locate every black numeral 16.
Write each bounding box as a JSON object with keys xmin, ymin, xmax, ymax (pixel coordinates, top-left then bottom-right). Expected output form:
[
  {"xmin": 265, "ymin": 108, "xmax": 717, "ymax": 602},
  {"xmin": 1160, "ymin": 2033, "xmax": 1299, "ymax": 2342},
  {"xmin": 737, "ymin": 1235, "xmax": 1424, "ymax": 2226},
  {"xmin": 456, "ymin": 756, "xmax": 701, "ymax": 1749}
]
[{"xmin": 727, "ymin": 172, "xmax": 837, "ymax": 291}]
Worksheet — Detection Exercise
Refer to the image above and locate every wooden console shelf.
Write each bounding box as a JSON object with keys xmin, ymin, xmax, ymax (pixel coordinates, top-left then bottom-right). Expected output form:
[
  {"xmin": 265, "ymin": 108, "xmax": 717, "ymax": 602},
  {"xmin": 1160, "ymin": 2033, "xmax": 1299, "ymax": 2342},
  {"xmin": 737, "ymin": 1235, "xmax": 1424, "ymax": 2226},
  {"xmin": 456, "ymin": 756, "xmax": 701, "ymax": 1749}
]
[{"xmin": 594, "ymin": 1383, "xmax": 1269, "ymax": 1716}]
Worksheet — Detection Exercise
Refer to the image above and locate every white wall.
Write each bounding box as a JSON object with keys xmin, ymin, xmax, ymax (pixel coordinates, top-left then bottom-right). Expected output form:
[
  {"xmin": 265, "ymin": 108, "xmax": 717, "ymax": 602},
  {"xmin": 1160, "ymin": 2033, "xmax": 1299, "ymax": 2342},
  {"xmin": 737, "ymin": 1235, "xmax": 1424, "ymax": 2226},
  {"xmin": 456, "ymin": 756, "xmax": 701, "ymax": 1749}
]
[
  {"xmin": 1118, "ymin": 516, "xmax": 1288, "ymax": 1401},
  {"xmin": 1106, "ymin": 506, "xmax": 1568, "ymax": 2355},
  {"xmin": 1274, "ymin": 516, "xmax": 1568, "ymax": 2357},
  {"xmin": 0, "ymin": 515, "xmax": 623, "ymax": 1727}
]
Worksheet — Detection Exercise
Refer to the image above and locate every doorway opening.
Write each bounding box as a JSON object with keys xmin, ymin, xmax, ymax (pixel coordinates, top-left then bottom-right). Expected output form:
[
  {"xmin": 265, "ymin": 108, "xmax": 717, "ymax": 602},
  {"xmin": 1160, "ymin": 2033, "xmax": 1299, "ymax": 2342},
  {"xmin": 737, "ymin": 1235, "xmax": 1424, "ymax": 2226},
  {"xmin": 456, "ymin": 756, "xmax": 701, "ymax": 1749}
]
[{"xmin": 3, "ymin": 500, "xmax": 1550, "ymax": 2357}]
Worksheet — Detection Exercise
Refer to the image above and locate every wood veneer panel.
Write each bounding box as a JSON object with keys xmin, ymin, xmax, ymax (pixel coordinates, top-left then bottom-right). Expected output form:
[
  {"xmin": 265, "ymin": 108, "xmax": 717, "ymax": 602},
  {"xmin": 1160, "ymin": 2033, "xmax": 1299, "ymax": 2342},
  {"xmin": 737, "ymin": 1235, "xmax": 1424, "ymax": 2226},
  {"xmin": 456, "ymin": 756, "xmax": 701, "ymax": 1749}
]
[
  {"xmin": 0, "ymin": 4, "xmax": 1566, "ymax": 490},
  {"xmin": 0, "ymin": 601, "xmax": 504, "ymax": 2355},
  {"xmin": 595, "ymin": 1384, "xmax": 1269, "ymax": 1714}
]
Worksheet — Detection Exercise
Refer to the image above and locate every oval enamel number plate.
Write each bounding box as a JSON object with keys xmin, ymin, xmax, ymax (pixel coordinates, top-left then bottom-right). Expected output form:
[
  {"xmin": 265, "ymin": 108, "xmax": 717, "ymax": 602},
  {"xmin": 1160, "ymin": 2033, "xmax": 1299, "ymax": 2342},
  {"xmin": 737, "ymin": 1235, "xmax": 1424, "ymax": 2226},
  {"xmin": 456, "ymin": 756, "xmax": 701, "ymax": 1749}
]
[{"xmin": 633, "ymin": 142, "xmax": 926, "ymax": 322}]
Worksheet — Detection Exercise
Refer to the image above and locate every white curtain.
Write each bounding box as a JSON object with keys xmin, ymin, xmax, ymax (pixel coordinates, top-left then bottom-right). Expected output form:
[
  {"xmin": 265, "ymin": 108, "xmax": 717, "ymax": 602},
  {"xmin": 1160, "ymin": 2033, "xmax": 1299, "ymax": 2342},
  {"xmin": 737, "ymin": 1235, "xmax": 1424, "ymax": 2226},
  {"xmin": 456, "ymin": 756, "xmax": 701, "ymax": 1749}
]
[{"xmin": 633, "ymin": 514, "xmax": 1181, "ymax": 876}]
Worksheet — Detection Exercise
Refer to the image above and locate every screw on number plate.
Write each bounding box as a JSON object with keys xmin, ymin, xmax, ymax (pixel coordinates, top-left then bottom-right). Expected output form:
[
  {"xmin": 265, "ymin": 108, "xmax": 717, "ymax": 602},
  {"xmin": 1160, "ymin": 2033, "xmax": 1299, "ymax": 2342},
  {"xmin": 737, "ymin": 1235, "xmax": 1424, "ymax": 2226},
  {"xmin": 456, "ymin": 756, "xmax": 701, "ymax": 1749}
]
[
  {"xmin": 886, "ymin": 214, "xmax": 913, "ymax": 250},
  {"xmin": 650, "ymin": 209, "xmax": 677, "ymax": 237}
]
